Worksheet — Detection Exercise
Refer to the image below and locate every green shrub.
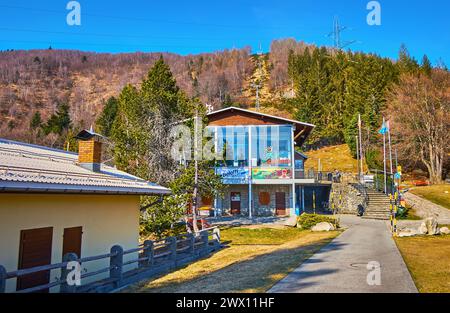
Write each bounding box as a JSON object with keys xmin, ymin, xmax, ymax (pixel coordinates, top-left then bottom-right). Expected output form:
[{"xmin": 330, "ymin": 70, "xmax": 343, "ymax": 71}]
[{"xmin": 297, "ymin": 214, "xmax": 339, "ymax": 230}]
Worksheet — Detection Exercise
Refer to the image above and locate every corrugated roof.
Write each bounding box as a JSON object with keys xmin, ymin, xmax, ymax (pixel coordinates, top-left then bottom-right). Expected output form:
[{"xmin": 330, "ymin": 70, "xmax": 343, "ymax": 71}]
[{"xmin": 0, "ymin": 138, "xmax": 170, "ymax": 195}]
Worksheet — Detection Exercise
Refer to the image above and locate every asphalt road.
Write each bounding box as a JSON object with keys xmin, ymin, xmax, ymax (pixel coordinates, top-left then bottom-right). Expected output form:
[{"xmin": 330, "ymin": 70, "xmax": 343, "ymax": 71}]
[{"xmin": 268, "ymin": 215, "xmax": 418, "ymax": 293}]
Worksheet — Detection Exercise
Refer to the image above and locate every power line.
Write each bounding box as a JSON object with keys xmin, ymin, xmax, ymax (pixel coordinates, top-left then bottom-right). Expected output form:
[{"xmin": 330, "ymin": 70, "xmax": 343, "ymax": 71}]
[
  {"xmin": 0, "ymin": 4, "xmax": 317, "ymax": 31},
  {"xmin": 0, "ymin": 39, "xmax": 222, "ymax": 50},
  {"xmin": 0, "ymin": 26, "xmax": 264, "ymax": 42}
]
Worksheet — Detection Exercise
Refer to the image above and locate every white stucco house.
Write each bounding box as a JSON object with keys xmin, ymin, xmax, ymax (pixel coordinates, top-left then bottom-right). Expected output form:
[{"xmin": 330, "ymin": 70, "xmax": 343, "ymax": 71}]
[{"xmin": 0, "ymin": 130, "xmax": 170, "ymax": 292}]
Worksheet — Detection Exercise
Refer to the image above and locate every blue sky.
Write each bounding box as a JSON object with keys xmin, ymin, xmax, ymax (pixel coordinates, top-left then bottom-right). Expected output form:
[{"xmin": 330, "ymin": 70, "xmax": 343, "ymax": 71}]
[{"xmin": 0, "ymin": 0, "xmax": 448, "ymax": 65}]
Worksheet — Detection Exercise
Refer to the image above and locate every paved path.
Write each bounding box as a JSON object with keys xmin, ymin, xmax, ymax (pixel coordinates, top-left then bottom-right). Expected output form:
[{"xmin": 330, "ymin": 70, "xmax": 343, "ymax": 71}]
[{"xmin": 269, "ymin": 215, "xmax": 418, "ymax": 293}]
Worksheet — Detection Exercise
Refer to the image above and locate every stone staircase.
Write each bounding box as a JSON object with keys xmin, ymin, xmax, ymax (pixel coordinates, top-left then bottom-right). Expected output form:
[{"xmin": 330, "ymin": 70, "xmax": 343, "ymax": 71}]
[{"xmin": 362, "ymin": 190, "xmax": 391, "ymax": 220}]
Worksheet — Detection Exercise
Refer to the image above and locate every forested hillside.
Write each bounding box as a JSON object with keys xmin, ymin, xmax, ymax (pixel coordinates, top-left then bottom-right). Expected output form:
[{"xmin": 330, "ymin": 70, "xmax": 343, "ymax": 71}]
[{"xmin": 0, "ymin": 39, "xmax": 447, "ymax": 174}]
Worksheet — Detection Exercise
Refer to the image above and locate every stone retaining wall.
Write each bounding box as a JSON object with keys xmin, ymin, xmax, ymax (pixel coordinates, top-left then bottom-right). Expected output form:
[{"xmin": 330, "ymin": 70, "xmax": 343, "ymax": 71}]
[{"xmin": 331, "ymin": 182, "xmax": 365, "ymax": 214}]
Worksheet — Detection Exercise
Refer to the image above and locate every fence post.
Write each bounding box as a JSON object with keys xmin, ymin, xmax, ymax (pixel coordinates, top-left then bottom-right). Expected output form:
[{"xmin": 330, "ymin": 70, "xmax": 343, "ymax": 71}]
[
  {"xmin": 60, "ymin": 253, "xmax": 79, "ymax": 293},
  {"xmin": 0, "ymin": 265, "xmax": 6, "ymax": 293},
  {"xmin": 201, "ymin": 230, "xmax": 209, "ymax": 253},
  {"xmin": 212, "ymin": 228, "xmax": 221, "ymax": 248},
  {"xmin": 142, "ymin": 240, "xmax": 154, "ymax": 267},
  {"xmin": 166, "ymin": 237, "xmax": 177, "ymax": 262},
  {"xmin": 187, "ymin": 233, "xmax": 195, "ymax": 254},
  {"xmin": 110, "ymin": 245, "xmax": 123, "ymax": 288}
]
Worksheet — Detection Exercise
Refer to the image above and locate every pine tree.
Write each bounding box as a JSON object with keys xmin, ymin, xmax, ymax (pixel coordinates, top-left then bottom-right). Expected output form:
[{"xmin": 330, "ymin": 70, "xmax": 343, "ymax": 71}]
[
  {"xmin": 421, "ymin": 54, "xmax": 432, "ymax": 76},
  {"xmin": 111, "ymin": 84, "xmax": 147, "ymax": 178},
  {"xmin": 43, "ymin": 103, "xmax": 71, "ymax": 135},
  {"xmin": 97, "ymin": 96, "xmax": 118, "ymax": 137},
  {"xmin": 30, "ymin": 112, "xmax": 42, "ymax": 130},
  {"xmin": 397, "ymin": 44, "xmax": 419, "ymax": 74},
  {"xmin": 141, "ymin": 55, "xmax": 183, "ymax": 119},
  {"xmin": 111, "ymin": 57, "xmax": 192, "ymax": 184}
]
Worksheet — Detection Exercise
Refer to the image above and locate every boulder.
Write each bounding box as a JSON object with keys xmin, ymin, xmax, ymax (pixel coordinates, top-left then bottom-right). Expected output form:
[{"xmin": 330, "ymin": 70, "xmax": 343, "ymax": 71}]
[
  {"xmin": 439, "ymin": 227, "xmax": 450, "ymax": 235},
  {"xmin": 418, "ymin": 222, "xmax": 428, "ymax": 235},
  {"xmin": 397, "ymin": 228, "xmax": 419, "ymax": 237},
  {"xmin": 311, "ymin": 222, "xmax": 335, "ymax": 232},
  {"xmin": 424, "ymin": 217, "xmax": 439, "ymax": 235},
  {"xmin": 284, "ymin": 215, "xmax": 298, "ymax": 227}
]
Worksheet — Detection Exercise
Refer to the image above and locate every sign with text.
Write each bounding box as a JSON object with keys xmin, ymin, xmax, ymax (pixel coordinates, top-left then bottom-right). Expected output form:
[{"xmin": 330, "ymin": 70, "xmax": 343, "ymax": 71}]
[{"xmin": 216, "ymin": 167, "xmax": 249, "ymax": 184}]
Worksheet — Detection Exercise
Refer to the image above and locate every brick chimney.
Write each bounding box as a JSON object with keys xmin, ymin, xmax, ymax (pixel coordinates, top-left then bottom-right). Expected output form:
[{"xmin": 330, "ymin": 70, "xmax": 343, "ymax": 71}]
[{"xmin": 74, "ymin": 128, "xmax": 104, "ymax": 172}]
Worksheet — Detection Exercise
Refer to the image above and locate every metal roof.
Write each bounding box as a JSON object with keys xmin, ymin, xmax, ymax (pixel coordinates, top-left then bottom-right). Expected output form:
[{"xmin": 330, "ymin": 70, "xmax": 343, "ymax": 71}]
[
  {"xmin": 207, "ymin": 106, "xmax": 316, "ymax": 128},
  {"xmin": 0, "ymin": 138, "xmax": 170, "ymax": 195}
]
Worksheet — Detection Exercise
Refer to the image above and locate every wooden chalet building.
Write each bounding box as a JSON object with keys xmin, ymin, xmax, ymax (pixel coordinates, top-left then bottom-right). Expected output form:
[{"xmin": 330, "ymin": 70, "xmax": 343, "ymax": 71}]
[{"xmin": 198, "ymin": 107, "xmax": 332, "ymax": 218}]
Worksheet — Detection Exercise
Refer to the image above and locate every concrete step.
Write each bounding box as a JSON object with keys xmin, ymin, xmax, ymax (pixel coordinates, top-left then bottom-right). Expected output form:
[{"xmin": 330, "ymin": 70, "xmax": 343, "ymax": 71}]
[
  {"xmin": 365, "ymin": 214, "xmax": 391, "ymax": 217},
  {"xmin": 362, "ymin": 216, "xmax": 390, "ymax": 220}
]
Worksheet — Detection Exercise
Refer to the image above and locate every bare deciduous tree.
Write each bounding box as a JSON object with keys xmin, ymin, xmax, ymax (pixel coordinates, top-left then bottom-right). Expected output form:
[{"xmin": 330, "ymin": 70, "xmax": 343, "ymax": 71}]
[{"xmin": 387, "ymin": 70, "xmax": 450, "ymax": 183}]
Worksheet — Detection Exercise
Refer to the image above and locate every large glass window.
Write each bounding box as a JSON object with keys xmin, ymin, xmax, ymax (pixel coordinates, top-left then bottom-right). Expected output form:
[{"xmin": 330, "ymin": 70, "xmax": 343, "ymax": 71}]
[
  {"xmin": 213, "ymin": 126, "xmax": 249, "ymax": 167},
  {"xmin": 251, "ymin": 125, "xmax": 292, "ymax": 168}
]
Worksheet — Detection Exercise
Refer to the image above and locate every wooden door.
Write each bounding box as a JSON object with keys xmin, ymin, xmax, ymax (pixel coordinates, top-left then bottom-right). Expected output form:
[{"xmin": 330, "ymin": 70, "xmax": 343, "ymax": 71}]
[
  {"xmin": 275, "ymin": 192, "xmax": 286, "ymax": 216},
  {"xmin": 230, "ymin": 192, "xmax": 241, "ymax": 215},
  {"xmin": 17, "ymin": 227, "xmax": 53, "ymax": 292},
  {"xmin": 62, "ymin": 227, "xmax": 83, "ymax": 259}
]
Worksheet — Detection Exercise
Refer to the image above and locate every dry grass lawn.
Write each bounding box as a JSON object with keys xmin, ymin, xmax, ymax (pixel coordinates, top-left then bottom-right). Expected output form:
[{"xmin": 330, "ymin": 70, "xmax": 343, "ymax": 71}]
[
  {"xmin": 410, "ymin": 185, "xmax": 450, "ymax": 210},
  {"xmin": 125, "ymin": 227, "xmax": 339, "ymax": 293},
  {"xmin": 305, "ymin": 144, "xmax": 364, "ymax": 173},
  {"xmin": 395, "ymin": 234, "xmax": 450, "ymax": 293}
]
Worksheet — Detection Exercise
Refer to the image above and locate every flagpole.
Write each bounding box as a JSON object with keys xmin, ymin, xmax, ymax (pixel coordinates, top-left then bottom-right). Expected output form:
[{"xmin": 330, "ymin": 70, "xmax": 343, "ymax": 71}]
[
  {"xmin": 358, "ymin": 114, "xmax": 363, "ymax": 182},
  {"xmin": 382, "ymin": 117, "xmax": 387, "ymax": 194},
  {"xmin": 387, "ymin": 121, "xmax": 393, "ymax": 174},
  {"xmin": 355, "ymin": 135, "xmax": 360, "ymax": 180}
]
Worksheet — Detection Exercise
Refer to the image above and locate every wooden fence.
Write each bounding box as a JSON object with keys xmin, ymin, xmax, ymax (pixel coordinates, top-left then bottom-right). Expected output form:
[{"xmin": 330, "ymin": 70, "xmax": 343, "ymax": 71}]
[{"xmin": 0, "ymin": 227, "xmax": 221, "ymax": 293}]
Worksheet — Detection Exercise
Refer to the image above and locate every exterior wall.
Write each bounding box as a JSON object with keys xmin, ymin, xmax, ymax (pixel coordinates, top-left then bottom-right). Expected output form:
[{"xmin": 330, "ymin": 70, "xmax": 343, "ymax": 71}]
[
  {"xmin": 217, "ymin": 184, "xmax": 292, "ymax": 217},
  {"xmin": 0, "ymin": 194, "xmax": 140, "ymax": 292},
  {"xmin": 219, "ymin": 185, "xmax": 249, "ymax": 216},
  {"xmin": 252, "ymin": 185, "xmax": 292, "ymax": 216}
]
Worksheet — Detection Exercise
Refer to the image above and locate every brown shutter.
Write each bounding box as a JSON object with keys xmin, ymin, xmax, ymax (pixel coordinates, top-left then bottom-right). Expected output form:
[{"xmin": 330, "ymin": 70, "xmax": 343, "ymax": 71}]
[
  {"xmin": 17, "ymin": 227, "xmax": 53, "ymax": 292},
  {"xmin": 62, "ymin": 226, "xmax": 83, "ymax": 258}
]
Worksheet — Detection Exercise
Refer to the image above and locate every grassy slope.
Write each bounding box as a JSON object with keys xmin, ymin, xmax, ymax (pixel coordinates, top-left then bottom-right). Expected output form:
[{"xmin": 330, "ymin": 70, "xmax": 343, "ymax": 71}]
[
  {"xmin": 305, "ymin": 144, "xmax": 363, "ymax": 173},
  {"xmin": 410, "ymin": 185, "xmax": 450, "ymax": 210},
  {"xmin": 126, "ymin": 227, "xmax": 339, "ymax": 293},
  {"xmin": 395, "ymin": 235, "xmax": 450, "ymax": 293}
]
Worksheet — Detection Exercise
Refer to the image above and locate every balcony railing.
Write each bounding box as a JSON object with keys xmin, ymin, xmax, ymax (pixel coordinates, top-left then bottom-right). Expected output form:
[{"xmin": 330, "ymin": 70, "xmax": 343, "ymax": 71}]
[{"xmin": 295, "ymin": 169, "xmax": 336, "ymax": 182}]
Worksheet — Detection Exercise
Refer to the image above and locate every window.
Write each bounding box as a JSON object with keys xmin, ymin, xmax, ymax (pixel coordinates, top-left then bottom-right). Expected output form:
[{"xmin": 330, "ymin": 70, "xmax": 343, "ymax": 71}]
[
  {"xmin": 251, "ymin": 125, "xmax": 292, "ymax": 167},
  {"xmin": 201, "ymin": 196, "xmax": 212, "ymax": 206},
  {"xmin": 259, "ymin": 192, "xmax": 271, "ymax": 205},
  {"xmin": 215, "ymin": 126, "xmax": 249, "ymax": 167}
]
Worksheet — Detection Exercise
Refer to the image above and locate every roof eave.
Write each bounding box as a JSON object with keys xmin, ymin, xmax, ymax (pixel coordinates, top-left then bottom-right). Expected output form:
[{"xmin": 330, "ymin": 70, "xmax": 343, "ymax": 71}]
[{"xmin": 0, "ymin": 182, "xmax": 171, "ymax": 196}]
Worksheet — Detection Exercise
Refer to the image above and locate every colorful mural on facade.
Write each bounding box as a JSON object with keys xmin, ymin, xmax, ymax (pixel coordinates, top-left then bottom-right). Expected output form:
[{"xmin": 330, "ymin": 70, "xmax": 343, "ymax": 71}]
[{"xmin": 252, "ymin": 168, "xmax": 292, "ymax": 179}]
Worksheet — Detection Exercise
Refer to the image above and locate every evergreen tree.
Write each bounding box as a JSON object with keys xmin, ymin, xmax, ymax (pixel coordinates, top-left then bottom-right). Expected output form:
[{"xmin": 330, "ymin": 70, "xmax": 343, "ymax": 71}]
[
  {"xmin": 421, "ymin": 54, "xmax": 432, "ymax": 76},
  {"xmin": 43, "ymin": 103, "xmax": 71, "ymax": 135},
  {"xmin": 97, "ymin": 96, "xmax": 118, "ymax": 137},
  {"xmin": 30, "ymin": 112, "xmax": 42, "ymax": 130},
  {"xmin": 111, "ymin": 84, "xmax": 147, "ymax": 178},
  {"xmin": 111, "ymin": 56, "xmax": 192, "ymax": 184},
  {"xmin": 141, "ymin": 55, "xmax": 184, "ymax": 119},
  {"xmin": 397, "ymin": 44, "xmax": 419, "ymax": 74},
  {"xmin": 288, "ymin": 46, "xmax": 399, "ymax": 151}
]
